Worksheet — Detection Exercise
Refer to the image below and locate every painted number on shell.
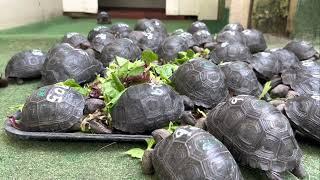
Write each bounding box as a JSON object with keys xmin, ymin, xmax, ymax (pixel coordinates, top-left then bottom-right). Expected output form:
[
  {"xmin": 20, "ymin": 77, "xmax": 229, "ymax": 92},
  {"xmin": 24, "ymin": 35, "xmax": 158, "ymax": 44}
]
[
  {"xmin": 46, "ymin": 87, "xmax": 67, "ymax": 103},
  {"xmin": 174, "ymin": 129, "xmax": 192, "ymax": 138},
  {"xmin": 230, "ymin": 97, "xmax": 244, "ymax": 104}
]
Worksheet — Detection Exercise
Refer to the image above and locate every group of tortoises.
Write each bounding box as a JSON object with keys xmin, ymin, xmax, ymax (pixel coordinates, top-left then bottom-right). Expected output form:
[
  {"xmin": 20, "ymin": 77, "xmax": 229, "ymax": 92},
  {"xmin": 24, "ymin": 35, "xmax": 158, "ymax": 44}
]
[{"xmin": 1, "ymin": 17, "xmax": 320, "ymax": 180}]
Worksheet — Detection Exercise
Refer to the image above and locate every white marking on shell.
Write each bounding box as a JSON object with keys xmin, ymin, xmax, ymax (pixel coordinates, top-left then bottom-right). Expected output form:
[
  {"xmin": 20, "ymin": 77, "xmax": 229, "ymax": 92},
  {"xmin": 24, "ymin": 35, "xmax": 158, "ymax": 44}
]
[
  {"xmin": 242, "ymin": 30, "xmax": 251, "ymax": 35},
  {"xmin": 302, "ymin": 60, "xmax": 313, "ymax": 67},
  {"xmin": 94, "ymin": 26, "xmax": 106, "ymax": 31},
  {"xmin": 97, "ymin": 33, "xmax": 107, "ymax": 40},
  {"xmin": 143, "ymin": 32, "xmax": 153, "ymax": 40},
  {"xmin": 117, "ymin": 23, "xmax": 129, "ymax": 28},
  {"xmin": 66, "ymin": 32, "xmax": 79, "ymax": 38},
  {"xmin": 154, "ymin": 21, "xmax": 160, "ymax": 26},
  {"xmin": 221, "ymin": 42, "xmax": 229, "ymax": 47},
  {"xmin": 32, "ymin": 49, "xmax": 43, "ymax": 56},
  {"xmin": 311, "ymin": 95, "xmax": 320, "ymax": 101},
  {"xmin": 174, "ymin": 129, "xmax": 192, "ymax": 138},
  {"xmin": 194, "ymin": 22, "xmax": 206, "ymax": 28},
  {"xmin": 230, "ymin": 97, "xmax": 245, "ymax": 104}
]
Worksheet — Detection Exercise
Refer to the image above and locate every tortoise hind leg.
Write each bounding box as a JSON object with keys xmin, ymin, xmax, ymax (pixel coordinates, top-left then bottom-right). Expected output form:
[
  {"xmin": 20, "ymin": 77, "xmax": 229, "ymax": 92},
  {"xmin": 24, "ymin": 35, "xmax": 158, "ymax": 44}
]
[
  {"xmin": 291, "ymin": 161, "xmax": 306, "ymax": 179},
  {"xmin": 265, "ymin": 171, "xmax": 284, "ymax": 180},
  {"xmin": 141, "ymin": 150, "xmax": 154, "ymax": 175},
  {"xmin": 16, "ymin": 78, "xmax": 24, "ymax": 85}
]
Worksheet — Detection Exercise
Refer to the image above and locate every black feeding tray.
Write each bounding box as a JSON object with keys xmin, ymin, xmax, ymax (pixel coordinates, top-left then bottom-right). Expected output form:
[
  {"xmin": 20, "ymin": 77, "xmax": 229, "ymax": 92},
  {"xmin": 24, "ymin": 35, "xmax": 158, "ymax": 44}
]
[{"xmin": 4, "ymin": 118, "xmax": 151, "ymax": 142}]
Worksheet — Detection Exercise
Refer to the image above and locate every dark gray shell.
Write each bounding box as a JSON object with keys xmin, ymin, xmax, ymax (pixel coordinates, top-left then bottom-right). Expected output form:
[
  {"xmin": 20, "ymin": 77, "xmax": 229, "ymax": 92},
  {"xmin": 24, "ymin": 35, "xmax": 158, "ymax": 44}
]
[
  {"xmin": 270, "ymin": 49, "xmax": 301, "ymax": 73},
  {"xmin": 110, "ymin": 23, "xmax": 132, "ymax": 38},
  {"xmin": 176, "ymin": 32, "xmax": 196, "ymax": 48},
  {"xmin": 248, "ymin": 52, "xmax": 280, "ymax": 80},
  {"xmin": 220, "ymin": 61, "xmax": 262, "ymax": 97},
  {"xmin": 97, "ymin": 11, "xmax": 111, "ymax": 24},
  {"xmin": 127, "ymin": 31, "xmax": 145, "ymax": 45},
  {"xmin": 61, "ymin": 32, "xmax": 91, "ymax": 49},
  {"xmin": 215, "ymin": 30, "xmax": 246, "ymax": 44},
  {"xmin": 41, "ymin": 43, "xmax": 104, "ymax": 86},
  {"xmin": 281, "ymin": 62, "xmax": 320, "ymax": 96},
  {"xmin": 158, "ymin": 35, "xmax": 188, "ymax": 63},
  {"xmin": 172, "ymin": 58, "xmax": 228, "ymax": 108},
  {"xmin": 192, "ymin": 30, "xmax": 213, "ymax": 46},
  {"xmin": 187, "ymin": 21, "xmax": 209, "ymax": 34},
  {"xmin": 221, "ymin": 23, "xmax": 244, "ymax": 32},
  {"xmin": 91, "ymin": 32, "xmax": 116, "ymax": 53},
  {"xmin": 285, "ymin": 95, "xmax": 320, "ymax": 142},
  {"xmin": 284, "ymin": 40, "xmax": 318, "ymax": 60},
  {"xmin": 152, "ymin": 126, "xmax": 243, "ymax": 180},
  {"xmin": 5, "ymin": 49, "xmax": 46, "ymax": 79},
  {"xmin": 138, "ymin": 31, "xmax": 165, "ymax": 52},
  {"xmin": 100, "ymin": 38, "xmax": 141, "ymax": 66},
  {"xmin": 87, "ymin": 26, "xmax": 111, "ymax": 42},
  {"xmin": 134, "ymin": 19, "xmax": 167, "ymax": 36},
  {"xmin": 209, "ymin": 42, "xmax": 251, "ymax": 64},
  {"xmin": 111, "ymin": 83, "xmax": 184, "ymax": 134},
  {"xmin": 207, "ymin": 95, "xmax": 302, "ymax": 173},
  {"xmin": 242, "ymin": 29, "xmax": 267, "ymax": 53},
  {"xmin": 20, "ymin": 85, "xmax": 85, "ymax": 132}
]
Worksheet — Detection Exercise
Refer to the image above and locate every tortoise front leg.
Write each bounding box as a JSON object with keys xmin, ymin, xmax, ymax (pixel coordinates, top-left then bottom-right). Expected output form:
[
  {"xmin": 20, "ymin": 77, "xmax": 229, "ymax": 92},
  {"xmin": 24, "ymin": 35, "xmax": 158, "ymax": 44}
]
[
  {"xmin": 291, "ymin": 161, "xmax": 306, "ymax": 179},
  {"xmin": 265, "ymin": 171, "xmax": 284, "ymax": 180},
  {"xmin": 141, "ymin": 149, "xmax": 154, "ymax": 174}
]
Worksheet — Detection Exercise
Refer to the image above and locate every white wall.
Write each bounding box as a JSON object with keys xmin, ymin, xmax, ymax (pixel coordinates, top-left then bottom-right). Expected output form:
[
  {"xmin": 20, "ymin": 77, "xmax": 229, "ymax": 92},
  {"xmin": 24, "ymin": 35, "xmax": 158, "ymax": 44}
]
[{"xmin": 0, "ymin": 0, "xmax": 63, "ymax": 30}]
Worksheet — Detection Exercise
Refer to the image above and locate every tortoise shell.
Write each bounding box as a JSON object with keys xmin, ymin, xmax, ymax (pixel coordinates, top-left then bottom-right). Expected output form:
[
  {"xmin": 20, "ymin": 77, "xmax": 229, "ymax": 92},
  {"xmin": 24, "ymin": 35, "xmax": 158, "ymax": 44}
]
[
  {"xmin": 221, "ymin": 23, "xmax": 244, "ymax": 32},
  {"xmin": 192, "ymin": 30, "xmax": 213, "ymax": 46},
  {"xmin": 100, "ymin": 38, "xmax": 141, "ymax": 66},
  {"xmin": 20, "ymin": 85, "xmax": 85, "ymax": 132},
  {"xmin": 187, "ymin": 21, "xmax": 209, "ymax": 34},
  {"xmin": 215, "ymin": 30, "xmax": 246, "ymax": 44},
  {"xmin": 61, "ymin": 32, "xmax": 91, "ymax": 49},
  {"xmin": 97, "ymin": 11, "xmax": 111, "ymax": 24},
  {"xmin": 281, "ymin": 72, "xmax": 320, "ymax": 96},
  {"xmin": 5, "ymin": 49, "xmax": 46, "ymax": 79},
  {"xmin": 207, "ymin": 95, "xmax": 303, "ymax": 175},
  {"xmin": 248, "ymin": 52, "xmax": 280, "ymax": 80},
  {"xmin": 285, "ymin": 95, "xmax": 320, "ymax": 142},
  {"xmin": 87, "ymin": 26, "xmax": 111, "ymax": 42},
  {"xmin": 284, "ymin": 40, "xmax": 318, "ymax": 60},
  {"xmin": 127, "ymin": 31, "xmax": 146, "ymax": 45},
  {"xmin": 220, "ymin": 61, "xmax": 262, "ymax": 97},
  {"xmin": 270, "ymin": 49, "xmax": 301, "ymax": 73},
  {"xmin": 172, "ymin": 58, "xmax": 228, "ymax": 108},
  {"xmin": 41, "ymin": 43, "xmax": 104, "ymax": 86},
  {"xmin": 110, "ymin": 23, "xmax": 132, "ymax": 38},
  {"xmin": 152, "ymin": 126, "xmax": 243, "ymax": 180},
  {"xmin": 242, "ymin": 29, "xmax": 267, "ymax": 53},
  {"xmin": 138, "ymin": 31, "xmax": 165, "ymax": 52},
  {"xmin": 134, "ymin": 19, "xmax": 167, "ymax": 37},
  {"xmin": 209, "ymin": 42, "xmax": 251, "ymax": 64},
  {"xmin": 111, "ymin": 83, "xmax": 184, "ymax": 134},
  {"xmin": 91, "ymin": 32, "xmax": 116, "ymax": 54},
  {"xmin": 176, "ymin": 32, "xmax": 196, "ymax": 48},
  {"xmin": 158, "ymin": 35, "xmax": 188, "ymax": 63}
]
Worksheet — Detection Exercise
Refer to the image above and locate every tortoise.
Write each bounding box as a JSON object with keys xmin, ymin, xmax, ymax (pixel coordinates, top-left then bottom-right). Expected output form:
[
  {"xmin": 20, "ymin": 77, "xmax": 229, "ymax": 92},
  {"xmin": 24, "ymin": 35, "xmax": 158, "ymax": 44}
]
[
  {"xmin": 87, "ymin": 26, "xmax": 111, "ymax": 42},
  {"xmin": 127, "ymin": 31, "xmax": 146, "ymax": 45},
  {"xmin": 138, "ymin": 31, "xmax": 165, "ymax": 52},
  {"xmin": 187, "ymin": 21, "xmax": 209, "ymax": 34},
  {"xmin": 172, "ymin": 58, "xmax": 228, "ymax": 108},
  {"xmin": 158, "ymin": 35, "xmax": 189, "ymax": 63},
  {"xmin": 142, "ymin": 126, "xmax": 244, "ymax": 180},
  {"xmin": 219, "ymin": 61, "xmax": 262, "ymax": 97},
  {"xmin": 215, "ymin": 30, "xmax": 246, "ymax": 45},
  {"xmin": 284, "ymin": 95, "xmax": 320, "ymax": 143},
  {"xmin": 205, "ymin": 95, "xmax": 305, "ymax": 180},
  {"xmin": 100, "ymin": 38, "xmax": 141, "ymax": 66},
  {"xmin": 97, "ymin": 11, "xmax": 112, "ymax": 24},
  {"xmin": 284, "ymin": 40, "xmax": 319, "ymax": 60},
  {"xmin": 91, "ymin": 32, "xmax": 116, "ymax": 55},
  {"xmin": 41, "ymin": 43, "xmax": 104, "ymax": 86},
  {"xmin": 221, "ymin": 23, "xmax": 244, "ymax": 32},
  {"xmin": 5, "ymin": 49, "xmax": 46, "ymax": 84},
  {"xmin": 242, "ymin": 29, "xmax": 267, "ymax": 53},
  {"xmin": 192, "ymin": 30, "xmax": 213, "ymax": 46},
  {"xmin": 248, "ymin": 52, "xmax": 280, "ymax": 80},
  {"xmin": 110, "ymin": 23, "xmax": 132, "ymax": 38},
  {"xmin": 19, "ymin": 85, "xmax": 85, "ymax": 132},
  {"xmin": 176, "ymin": 32, "xmax": 196, "ymax": 48},
  {"xmin": 209, "ymin": 42, "xmax": 251, "ymax": 64},
  {"xmin": 134, "ymin": 19, "xmax": 167, "ymax": 37},
  {"xmin": 111, "ymin": 83, "xmax": 196, "ymax": 134},
  {"xmin": 270, "ymin": 48, "xmax": 301, "ymax": 73},
  {"xmin": 61, "ymin": 32, "xmax": 91, "ymax": 50}
]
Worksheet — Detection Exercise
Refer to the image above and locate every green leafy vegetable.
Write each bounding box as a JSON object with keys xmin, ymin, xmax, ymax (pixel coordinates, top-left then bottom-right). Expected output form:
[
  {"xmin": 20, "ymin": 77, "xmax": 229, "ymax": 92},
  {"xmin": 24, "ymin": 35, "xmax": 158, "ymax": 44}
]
[
  {"xmin": 9, "ymin": 104, "xmax": 24, "ymax": 111},
  {"xmin": 124, "ymin": 148, "xmax": 145, "ymax": 160},
  {"xmin": 167, "ymin": 121, "xmax": 179, "ymax": 134},
  {"xmin": 56, "ymin": 79, "xmax": 91, "ymax": 96},
  {"xmin": 259, "ymin": 81, "xmax": 272, "ymax": 99},
  {"xmin": 146, "ymin": 138, "xmax": 156, "ymax": 150},
  {"xmin": 153, "ymin": 64, "xmax": 178, "ymax": 84},
  {"xmin": 141, "ymin": 49, "xmax": 158, "ymax": 65},
  {"xmin": 175, "ymin": 49, "xmax": 199, "ymax": 65}
]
